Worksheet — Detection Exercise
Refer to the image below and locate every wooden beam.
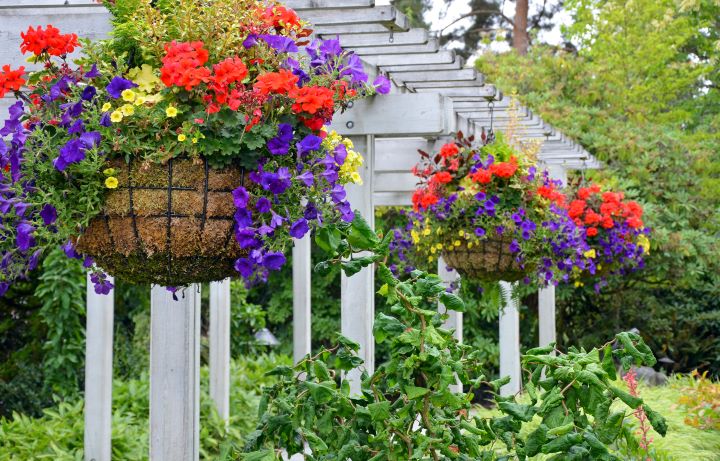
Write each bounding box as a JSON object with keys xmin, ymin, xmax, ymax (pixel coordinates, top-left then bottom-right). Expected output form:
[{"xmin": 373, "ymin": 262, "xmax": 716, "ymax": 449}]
[
  {"xmin": 407, "ymin": 78, "xmax": 485, "ymax": 90},
  {"xmin": 415, "ymin": 85, "xmax": 497, "ymax": 99},
  {"xmin": 381, "ymin": 57, "xmax": 465, "ymax": 72},
  {"xmin": 301, "ymin": 6, "xmax": 409, "ymax": 31},
  {"xmin": 499, "ymin": 282, "xmax": 521, "ymax": 397},
  {"xmin": 84, "ymin": 274, "xmax": 114, "ymax": 461},
  {"xmin": 330, "ymin": 94, "xmax": 452, "ymax": 137},
  {"xmin": 286, "ymin": 0, "xmax": 375, "ymax": 9},
  {"xmin": 292, "ymin": 235, "xmax": 312, "ymax": 364},
  {"xmin": 341, "ymin": 136, "xmax": 375, "ymax": 394},
  {"xmin": 209, "ymin": 280, "xmax": 231, "ymax": 421},
  {"xmin": 350, "ymin": 38, "xmax": 439, "ymax": 56},
  {"xmin": 150, "ymin": 285, "xmax": 201, "ymax": 461},
  {"xmin": 391, "ymin": 68, "xmax": 481, "ymax": 84},
  {"xmin": 362, "ymin": 50, "xmax": 456, "ymax": 67},
  {"xmin": 331, "ymin": 28, "xmax": 428, "ymax": 47}
]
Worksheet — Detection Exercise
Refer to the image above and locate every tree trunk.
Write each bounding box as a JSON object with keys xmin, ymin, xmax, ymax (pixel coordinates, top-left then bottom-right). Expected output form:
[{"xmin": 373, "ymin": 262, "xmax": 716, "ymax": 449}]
[{"xmin": 513, "ymin": 0, "xmax": 530, "ymax": 55}]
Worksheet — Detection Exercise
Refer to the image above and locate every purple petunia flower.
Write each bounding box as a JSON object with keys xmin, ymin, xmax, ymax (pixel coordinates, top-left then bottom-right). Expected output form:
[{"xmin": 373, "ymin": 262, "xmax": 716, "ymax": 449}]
[
  {"xmin": 340, "ymin": 54, "xmax": 368, "ymax": 84},
  {"xmin": 68, "ymin": 119, "xmax": 85, "ymax": 134},
  {"xmin": 334, "ymin": 144, "xmax": 348, "ymax": 164},
  {"xmin": 330, "ymin": 184, "xmax": 346, "ymax": 203},
  {"xmin": 40, "ymin": 204, "xmax": 57, "ymax": 226},
  {"xmin": 296, "ymin": 170, "xmax": 314, "ymax": 187},
  {"xmin": 234, "ymin": 208, "xmax": 253, "ymax": 228},
  {"xmin": 259, "ymin": 35, "xmax": 299, "ymax": 53},
  {"xmin": 100, "ymin": 112, "xmax": 112, "ymax": 127},
  {"xmin": 373, "ymin": 75, "xmax": 391, "ymax": 94},
  {"xmin": 269, "ymin": 210, "xmax": 284, "ymax": 229},
  {"xmin": 16, "ymin": 222, "xmax": 35, "ymax": 252},
  {"xmin": 81, "ymin": 85, "xmax": 97, "ymax": 101},
  {"xmin": 289, "ymin": 218, "xmax": 309, "ymax": 239},
  {"xmin": 106, "ymin": 77, "xmax": 137, "ymax": 99},
  {"xmin": 255, "ymin": 197, "xmax": 271, "ymax": 213},
  {"xmin": 234, "ymin": 258, "xmax": 254, "ymax": 277},
  {"xmin": 235, "ymin": 228, "xmax": 260, "ymax": 249},
  {"xmin": 232, "ymin": 186, "xmax": 250, "ymax": 208},
  {"xmin": 85, "ymin": 64, "xmax": 101, "ymax": 79},
  {"xmin": 243, "ymin": 34, "xmax": 258, "ymax": 49},
  {"xmin": 509, "ymin": 239, "xmax": 521, "ymax": 253},
  {"xmin": 62, "ymin": 240, "xmax": 79, "ymax": 259},
  {"xmin": 267, "ymin": 123, "xmax": 294, "ymax": 156},
  {"xmin": 262, "ymin": 251, "xmax": 286, "ymax": 271},
  {"xmin": 298, "ymin": 135, "xmax": 322, "ymax": 156}
]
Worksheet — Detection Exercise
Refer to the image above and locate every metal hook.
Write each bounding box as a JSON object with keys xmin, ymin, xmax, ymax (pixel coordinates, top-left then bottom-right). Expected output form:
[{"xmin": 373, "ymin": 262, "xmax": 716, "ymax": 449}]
[{"xmin": 486, "ymin": 101, "xmax": 496, "ymax": 145}]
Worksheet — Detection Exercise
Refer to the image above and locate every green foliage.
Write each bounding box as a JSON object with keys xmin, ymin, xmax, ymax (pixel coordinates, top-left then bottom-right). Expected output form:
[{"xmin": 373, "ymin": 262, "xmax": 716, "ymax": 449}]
[
  {"xmin": 35, "ymin": 248, "xmax": 86, "ymax": 400},
  {"xmin": 0, "ymin": 356, "xmax": 287, "ymax": 460},
  {"xmin": 243, "ymin": 215, "xmax": 667, "ymax": 460},
  {"xmin": 676, "ymin": 370, "xmax": 720, "ymax": 431},
  {"xmin": 475, "ymin": 0, "xmax": 720, "ymax": 375}
]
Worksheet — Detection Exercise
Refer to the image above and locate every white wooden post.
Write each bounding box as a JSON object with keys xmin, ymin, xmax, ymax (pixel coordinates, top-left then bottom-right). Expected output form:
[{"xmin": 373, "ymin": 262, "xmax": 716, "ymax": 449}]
[
  {"xmin": 292, "ymin": 235, "xmax": 312, "ymax": 364},
  {"xmin": 84, "ymin": 274, "xmax": 114, "ymax": 461},
  {"xmin": 499, "ymin": 281, "xmax": 521, "ymax": 396},
  {"xmin": 150, "ymin": 285, "xmax": 201, "ymax": 461},
  {"xmin": 209, "ymin": 279, "xmax": 231, "ymax": 420},
  {"xmin": 438, "ymin": 257, "xmax": 462, "ymax": 343},
  {"xmin": 341, "ymin": 135, "xmax": 375, "ymax": 393},
  {"xmin": 538, "ymin": 164, "xmax": 567, "ymax": 349}
]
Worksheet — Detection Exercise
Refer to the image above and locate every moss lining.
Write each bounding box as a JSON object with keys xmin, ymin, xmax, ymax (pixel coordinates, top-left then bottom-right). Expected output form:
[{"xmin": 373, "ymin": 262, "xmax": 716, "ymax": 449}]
[
  {"xmin": 442, "ymin": 238, "xmax": 530, "ymax": 282},
  {"xmin": 76, "ymin": 159, "xmax": 244, "ymax": 285}
]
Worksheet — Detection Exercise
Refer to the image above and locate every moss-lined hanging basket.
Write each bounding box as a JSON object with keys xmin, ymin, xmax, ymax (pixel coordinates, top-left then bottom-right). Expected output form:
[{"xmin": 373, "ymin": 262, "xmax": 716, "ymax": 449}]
[
  {"xmin": 76, "ymin": 158, "xmax": 245, "ymax": 286},
  {"xmin": 442, "ymin": 237, "xmax": 530, "ymax": 282}
]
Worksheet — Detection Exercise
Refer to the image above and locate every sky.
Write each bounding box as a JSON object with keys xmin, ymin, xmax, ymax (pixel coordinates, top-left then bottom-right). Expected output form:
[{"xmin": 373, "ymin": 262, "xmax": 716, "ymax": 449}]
[{"xmin": 378, "ymin": 0, "xmax": 570, "ymax": 51}]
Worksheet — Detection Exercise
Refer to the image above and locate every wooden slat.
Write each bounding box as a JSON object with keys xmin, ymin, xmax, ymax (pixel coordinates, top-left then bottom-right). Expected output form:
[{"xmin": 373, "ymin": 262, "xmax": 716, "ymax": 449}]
[
  {"xmin": 416, "ymin": 85, "xmax": 497, "ymax": 99},
  {"xmin": 392, "ymin": 68, "xmax": 479, "ymax": 83},
  {"xmin": 381, "ymin": 57, "xmax": 465, "ymax": 72},
  {"xmin": 286, "ymin": 0, "xmax": 375, "ymax": 9},
  {"xmin": 292, "ymin": 235, "xmax": 312, "ymax": 364},
  {"xmin": 209, "ymin": 280, "xmax": 231, "ymax": 421},
  {"xmin": 373, "ymin": 191, "xmax": 411, "ymax": 206},
  {"xmin": 374, "ymin": 172, "xmax": 417, "ymax": 192},
  {"xmin": 362, "ymin": 50, "xmax": 455, "ymax": 67},
  {"xmin": 499, "ymin": 281, "xmax": 521, "ymax": 397},
  {"xmin": 331, "ymin": 94, "xmax": 451, "ymax": 137},
  {"xmin": 332, "ymin": 28, "xmax": 428, "ymax": 47},
  {"xmin": 407, "ymin": 78, "xmax": 485, "ymax": 90},
  {"xmin": 301, "ymin": 6, "xmax": 408, "ymax": 31},
  {"xmin": 350, "ymin": 38, "xmax": 439, "ymax": 56}
]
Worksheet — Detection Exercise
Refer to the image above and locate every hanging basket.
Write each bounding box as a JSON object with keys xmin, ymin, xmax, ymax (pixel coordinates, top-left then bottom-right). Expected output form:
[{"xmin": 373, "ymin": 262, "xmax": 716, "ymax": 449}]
[
  {"xmin": 442, "ymin": 237, "xmax": 529, "ymax": 282},
  {"xmin": 76, "ymin": 158, "xmax": 245, "ymax": 286}
]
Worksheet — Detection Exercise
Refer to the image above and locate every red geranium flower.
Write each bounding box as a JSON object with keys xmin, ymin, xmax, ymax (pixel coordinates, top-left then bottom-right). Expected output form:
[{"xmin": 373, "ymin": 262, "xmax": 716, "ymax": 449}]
[
  {"xmin": 20, "ymin": 25, "xmax": 79, "ymax": 56},
  {"xmin": 412, "ymin": 189, "xmax": 438, "ymax": 211},
  {"xmin": 489, "ymin": 156, "xmax": 518, "ymax": 178},
  {"xmin": 290, "ymin": 86, "xmax": 335, "ymax": 115},
  {"xmin": 587, "ymin": 227, "xmax": 598, "ymax": 237},
  {"xmin": 160, "ymin": 41, "xmax": 211, "ymax": 90},
  {"xmin": 211, "ymin": 57, "xmax": 248, "ymax": 88},
  {"xmin": 430, "ymin": 171, "xmax": 453, "ymax": 185},
  {"xmin": 470, "ymin": 169, "xmax": 493, "ymax": 184},
  {"xmin": 568, "ymin": 200, "xmax": 586, "ymax": 219},
  {"xmin": 253, "ymin": 69, "xmax": 299, "ymax": 95},
  {"xmin": 0, "ymin": 65, "xmax": 26, "ymax": 98},
  {"xmin": 440, "ymin": 143, "xmax": 459, "ymax": 158}
]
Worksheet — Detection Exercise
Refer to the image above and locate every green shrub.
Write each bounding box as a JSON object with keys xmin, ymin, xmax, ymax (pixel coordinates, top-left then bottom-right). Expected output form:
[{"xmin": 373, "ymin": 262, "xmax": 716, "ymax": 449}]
[{"xmin": 0, "ymin": 356, "xmax": 287, "ymax": 460}]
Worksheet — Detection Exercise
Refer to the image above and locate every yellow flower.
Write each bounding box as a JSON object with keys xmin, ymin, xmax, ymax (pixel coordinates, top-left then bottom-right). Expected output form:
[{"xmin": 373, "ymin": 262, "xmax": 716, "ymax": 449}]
[
  {"xmin": 458, "ymin": 230, "xmax": 465, "ymax": 237},
  {"xmin": 120, "ymin": 104, "xmax": 135, "ymax": 116},
  {"xmin": 467, "ymin": 242, "xmax": 474, "ymax": 249},
  {"xmin": 422, "ymin": 228, "xmax": 431, "ymax": 237},
  {"xmin": 574, "ymin": 281, "xmax": 585, "ymax": 288},
  {"xmin": 637, "ymin": 234, "xmax": 651, "ymax": 254},
  {"xmin": 453, "ymin": 240, "xmax": 461, "ymax": 247},
  {"xmin": 191, "ymin": 137, "xmax": 198, "ymax": 144},
  {"xmin": 177, "ymin": 134, "xmax": 187, "ymax": 142},
  {"xmin": 128, "ymin": 64, "xmax": 161, "ymax": 93},
  {"xmin": 134, "ymin": 95, "xmax": 147, "ymax": 106},
  {"xmin": 583, "ymin": 249, "xmax": 597, "ymax": 259},
  {"xmin": 121, "ymin": 89, "xmax": 136, "ymax": 102},
  {"xmin": 110, "ymin": 111, "xmax": 123, "ymax": 123},
  {"xmin": 411, "ymin": 230, "xmax": 420, "ymax": 244},
  {"xmin": 166, "ymin": 106, "xmax": 179, "ymax": 118},
  {"xmin": 350, "ymin": 172, "xmax": 363, "ymax": 184},
  {"xmin": 101, "ymin": 102, "xmax": 112, "ymax": 112},
  {"xmin": 103, "ymin": 168, "xmax": 116, "ymax": 176},
  {"xmin": 105, "ymin": 177, "xmax": 119, "ymax": 189}
]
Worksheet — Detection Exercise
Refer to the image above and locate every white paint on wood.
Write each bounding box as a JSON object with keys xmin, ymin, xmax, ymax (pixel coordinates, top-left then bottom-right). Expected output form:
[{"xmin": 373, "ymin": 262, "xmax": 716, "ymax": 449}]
[
  {"xmin": 150, "ymin": 285, "xmax": 201, "ymax": 461},
  {"xmin": 538, "ymin": 285, "xmax": 556, "ymax": 350},
  {"xmin": 330, "ymin": 94, "xmax": 451, "ymax": 137},
  {"xmin": 292, "ymin": 234, "xmax": 312, "ymax": 364},
  {"xmin": 341, "ymin": 135, "xmax": 374, "ymax": 394},
  {"xmin": 209, "ymin": 279, "xmax": 231, "ymax": 421},
  {"xmin": 84, "ymin": 274, "xmax": 114, "ymax": 461},
  {"xmin": 499, "ymin": 281, "xmax": 521, "ymax": 396},
  {"xmin": 438, "ymin": 258, "xmax": 461, "ymax": 342}
]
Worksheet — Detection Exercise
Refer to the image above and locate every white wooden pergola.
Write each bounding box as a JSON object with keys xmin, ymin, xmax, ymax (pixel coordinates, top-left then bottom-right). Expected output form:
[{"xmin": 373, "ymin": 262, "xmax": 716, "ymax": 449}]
[{"xmin": 0, "ymin": 1, "xmax": 599, "ymax": 460}]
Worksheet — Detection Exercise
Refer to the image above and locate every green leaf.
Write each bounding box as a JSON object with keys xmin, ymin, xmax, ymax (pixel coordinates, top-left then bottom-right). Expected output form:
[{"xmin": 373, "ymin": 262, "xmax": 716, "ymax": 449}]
[
  {"xmin": 541, "ymin": 432, "xmax": 582, "ymax": 454},
  {"xmin": 525, "ymin": 425, "xmax": 548, "ymax": 457},
  {"xmin": 405, "ymin": 386, "xmax": 430, "ymax": 400},
  {"xmin": 498, "ymin": 401, "xmax": 536, "ymax": 422},
  {"xmin": 609, "ymin": 385, "xmax": 643, "ymax": 409},
  {"xmin": 347, "ymin": 212, "xmax": 380, "ymax": 249},
  {"xmin": 439, "ymin": 292, "xmax": 466, "ymax": 312},
  {"xmin": 304, "ymin": 381, "xmax": 336, "ymax": 404},
  {"xmin": 368, "ymin": 401, "xmax": 391, "ymax": 422},
  {"xmin": 643, "ymin": 404, "xmax": 668, "ymax": 437},
  {"xmin": 315, "ymin": 226, "xmax": 342, "ymax": 253},
  {"xmin": 299, "ymin": 427, "xmax": 329, "ymax": 451},
  {"xmin": 601, "ymin": 344, "xmax": 617, "ymax": 381},
  {"xmin": 241, "ymin": 449, "xmax": 275, "ymax": 461}
]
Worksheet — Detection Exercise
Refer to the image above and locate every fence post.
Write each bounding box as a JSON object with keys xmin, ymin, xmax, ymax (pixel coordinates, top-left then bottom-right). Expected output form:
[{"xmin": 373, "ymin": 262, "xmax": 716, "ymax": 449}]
[
  {"xmin": 341, "ymin": 135, "xmax": 375, "ymax": 393},
  {"xmin": 438, "ymin": 257, "xmax": 462, "ymax": 343},
  {"xmin": 293, "ymin": 235, "xmax": 312, "ymax": 364},
  {"xmin": 209, "ymin": 279, "xmax": 231, "ymax": 420},
  {"xmin": 499, "ymin": 281, "xmax": 521, "ymax": 396},
  {"xmin": 150, "ymin": 285, "xmax": 201, "ymax": 461},
  {"xmin": 84, "ymin": 274, "xmax": 114, "ymax": 461}
]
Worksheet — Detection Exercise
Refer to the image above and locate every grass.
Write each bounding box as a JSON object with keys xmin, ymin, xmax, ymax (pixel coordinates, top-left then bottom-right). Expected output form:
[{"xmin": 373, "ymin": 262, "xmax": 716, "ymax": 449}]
[{"xmin": 473, "ymin": 374, "xmax": 720, "ymax": 460}]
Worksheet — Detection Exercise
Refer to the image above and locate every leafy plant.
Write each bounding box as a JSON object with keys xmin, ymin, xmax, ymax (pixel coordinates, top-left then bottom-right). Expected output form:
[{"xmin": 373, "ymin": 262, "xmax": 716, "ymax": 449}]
[
  {"xmin": 242, "ymin": 214, "xmax": 668, "ymax": 460},
  {"xmin": 676, "ymin": 370, "xmax": 720, "ymax": 431}
]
